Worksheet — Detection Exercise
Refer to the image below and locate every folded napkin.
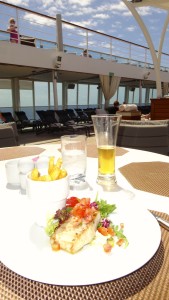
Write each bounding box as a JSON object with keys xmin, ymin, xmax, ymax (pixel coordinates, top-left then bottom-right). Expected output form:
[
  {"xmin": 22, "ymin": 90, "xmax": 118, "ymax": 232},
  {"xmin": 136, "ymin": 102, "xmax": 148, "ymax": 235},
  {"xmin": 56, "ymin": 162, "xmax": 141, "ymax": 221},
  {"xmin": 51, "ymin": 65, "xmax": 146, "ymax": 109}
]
[{"xmin": 119, "ymin": 104, "xmax": 138, "ymax": 112}]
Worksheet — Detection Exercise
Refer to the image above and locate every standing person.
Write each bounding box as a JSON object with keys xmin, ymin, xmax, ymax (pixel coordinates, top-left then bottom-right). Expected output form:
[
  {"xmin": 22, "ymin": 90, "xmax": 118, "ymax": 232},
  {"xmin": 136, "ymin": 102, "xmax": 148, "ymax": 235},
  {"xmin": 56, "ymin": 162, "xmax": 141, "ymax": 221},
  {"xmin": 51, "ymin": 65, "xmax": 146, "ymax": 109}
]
[
  {"xmin": 7, "ymin": 18, "xmax": 19, "ymax": 43},
  {"xmin": 113, "ymin": 100, "xmax": 120, "ymax": 111}
]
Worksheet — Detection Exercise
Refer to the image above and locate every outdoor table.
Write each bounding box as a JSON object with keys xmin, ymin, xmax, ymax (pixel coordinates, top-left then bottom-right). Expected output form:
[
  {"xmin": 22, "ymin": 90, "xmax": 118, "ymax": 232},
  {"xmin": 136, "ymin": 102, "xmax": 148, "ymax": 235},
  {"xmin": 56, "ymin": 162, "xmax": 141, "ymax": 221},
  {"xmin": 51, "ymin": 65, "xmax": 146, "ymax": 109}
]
[{"xmin": 0, "ymin": 143, "xmax": 169, "ymax": 300}]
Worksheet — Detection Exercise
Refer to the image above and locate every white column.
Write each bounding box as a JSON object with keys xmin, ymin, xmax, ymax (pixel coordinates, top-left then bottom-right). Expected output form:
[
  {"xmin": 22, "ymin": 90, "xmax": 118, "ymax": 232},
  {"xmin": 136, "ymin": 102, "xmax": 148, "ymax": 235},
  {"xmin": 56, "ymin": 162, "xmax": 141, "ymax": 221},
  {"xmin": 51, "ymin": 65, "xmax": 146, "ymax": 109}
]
[
  {"xmin": 48, "ymin": 82, "xmax": 50, "ymax": 109},
  {"xmin": 139, "ymin": 80, "xmax": 142, "ymax": 105},
  {"xmin": 76, "ymin": 84, "xmax": 79, "ymax": 107},
  {"xmin": 98, "ymin": 85, "xmax": 102, "ymax": 108},
  {"xmin": 62, "ymin": 82, "xmax": 67, "ymax": 109},
  {"xmin": 52, "ymin": 70, "xmax": 58, "ymax": 110},
  {"xmin": 124, "ymin": 86, "xmax": 129, "ymax": 103},
  {"xmin": 145, "ymin": 87, "xmax": 150, "ymax": 104},
  {"xmin": 11, "ymin": 78, "xmax": 20, "ymax": 114}
]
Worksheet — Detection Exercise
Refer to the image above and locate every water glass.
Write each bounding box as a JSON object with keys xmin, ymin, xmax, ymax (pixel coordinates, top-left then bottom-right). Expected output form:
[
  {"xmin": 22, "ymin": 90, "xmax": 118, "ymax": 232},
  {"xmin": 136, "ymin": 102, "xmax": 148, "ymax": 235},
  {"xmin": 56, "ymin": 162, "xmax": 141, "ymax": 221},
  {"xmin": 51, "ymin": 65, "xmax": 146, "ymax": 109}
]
[
  {"xmin": 5, "ymin": 159, "xmax": 20, "ymax": 188},
  {"xmin": 61, "ymin": 135, "xmax": 87, "ymax": 188},
  {"xmin": 92, "ymin": 114, "xmax": 121, "ymax": 187}
]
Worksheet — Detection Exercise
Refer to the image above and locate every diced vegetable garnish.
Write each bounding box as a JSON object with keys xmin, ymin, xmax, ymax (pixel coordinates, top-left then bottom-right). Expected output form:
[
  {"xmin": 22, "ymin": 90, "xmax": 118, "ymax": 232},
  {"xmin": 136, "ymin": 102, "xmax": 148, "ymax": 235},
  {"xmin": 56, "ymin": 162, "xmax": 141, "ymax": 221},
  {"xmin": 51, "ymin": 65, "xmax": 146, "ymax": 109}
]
[
  {"xmin": 66, "ymin": 196, "xmax": 79, "ymax": 207},
  {"xmin": 98, "ymin": 226, "xmax": 109, "ymax": 236},
  {"xmin": 54, "ymin": 207, "xmax": 70, "ymax": 224}
]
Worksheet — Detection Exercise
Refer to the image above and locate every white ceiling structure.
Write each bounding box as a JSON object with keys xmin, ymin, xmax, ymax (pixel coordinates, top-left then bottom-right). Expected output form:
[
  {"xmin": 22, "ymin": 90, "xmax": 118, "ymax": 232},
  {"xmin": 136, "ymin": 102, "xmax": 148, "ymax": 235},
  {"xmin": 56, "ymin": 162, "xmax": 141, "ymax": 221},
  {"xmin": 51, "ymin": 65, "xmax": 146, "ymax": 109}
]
[{"xmin": 124, "ymin": 0, "xmax": 169, "ymax": 97}]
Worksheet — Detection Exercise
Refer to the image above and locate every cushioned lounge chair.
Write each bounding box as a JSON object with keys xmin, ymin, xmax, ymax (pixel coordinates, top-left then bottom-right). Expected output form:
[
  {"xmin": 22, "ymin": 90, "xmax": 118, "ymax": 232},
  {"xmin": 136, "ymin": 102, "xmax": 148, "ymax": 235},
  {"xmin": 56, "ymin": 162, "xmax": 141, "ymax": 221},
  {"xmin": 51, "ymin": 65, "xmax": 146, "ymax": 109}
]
[
  {"xmin": 65, "ymin": 109, "xmax": 80, "ymax": 122},
  {"xmin": 1, "ymin": 112, "xmax": 15, "ymax": 123},
  {"xmin": 83, "ymin": 108, "xmax": 96, "ymax": 122},
  {"xmin": 0, "ymin": 112, "xmax": 21, "ymax": 129},
  {"xmin": 74, "ymin": 109, "xmax": 95, "ymax": 136},
  {"xmin": 15, "ymin": 111, "xmax": 41, "ymax": 133},
  {"xmin": 55, "ymin": 110, "xmax": 88, "ymax": 136},
  {"xmin": 117, "ymin": 123, "xmax": 169, "ymax": 155},
  {"xmin": 36, "ymin": 110, "xmax": 63, "ymax": 134},
  {"xmin": 74, "ymin": 109, "xmax": 89, "ymax": 123}
]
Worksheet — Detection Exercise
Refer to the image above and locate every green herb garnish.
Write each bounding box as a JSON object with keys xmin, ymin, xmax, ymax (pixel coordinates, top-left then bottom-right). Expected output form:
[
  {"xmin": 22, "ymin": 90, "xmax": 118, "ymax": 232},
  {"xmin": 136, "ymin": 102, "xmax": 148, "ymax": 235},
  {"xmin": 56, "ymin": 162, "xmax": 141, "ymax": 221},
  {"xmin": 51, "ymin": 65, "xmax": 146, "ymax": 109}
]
[
  {"xmin": 96, "ymin": 199, "xmax": 116, "ymax": 218},
  {"xmin": 112, "ymin": 225, "xmax": 129, "ymax": 248},
  {"xmin": 45, "ymin": 217, "xmax": 59, "ymax": 236}
]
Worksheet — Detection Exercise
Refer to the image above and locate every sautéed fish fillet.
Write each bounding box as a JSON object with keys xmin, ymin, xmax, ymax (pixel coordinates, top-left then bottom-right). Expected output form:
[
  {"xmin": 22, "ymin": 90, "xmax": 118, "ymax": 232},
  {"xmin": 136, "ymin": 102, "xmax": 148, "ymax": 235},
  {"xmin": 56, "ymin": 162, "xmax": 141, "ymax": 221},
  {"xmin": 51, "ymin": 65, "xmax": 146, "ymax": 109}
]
[{"xmin": 50, "ymin": 211, "xmax": 101, "ymax": 254}]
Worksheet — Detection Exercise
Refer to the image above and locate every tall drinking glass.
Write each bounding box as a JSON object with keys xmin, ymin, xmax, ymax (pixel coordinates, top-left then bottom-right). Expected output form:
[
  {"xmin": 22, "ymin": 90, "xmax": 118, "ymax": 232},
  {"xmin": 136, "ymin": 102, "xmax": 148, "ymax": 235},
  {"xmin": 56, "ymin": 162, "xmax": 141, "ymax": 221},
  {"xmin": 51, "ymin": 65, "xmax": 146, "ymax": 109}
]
[
  {"xmin": 92, "ymin": 114, "xmax": 121, "ymax": 187},
  {"xmin": 61, "ymin": 134, "xmax": 87, "ymax": 188}
]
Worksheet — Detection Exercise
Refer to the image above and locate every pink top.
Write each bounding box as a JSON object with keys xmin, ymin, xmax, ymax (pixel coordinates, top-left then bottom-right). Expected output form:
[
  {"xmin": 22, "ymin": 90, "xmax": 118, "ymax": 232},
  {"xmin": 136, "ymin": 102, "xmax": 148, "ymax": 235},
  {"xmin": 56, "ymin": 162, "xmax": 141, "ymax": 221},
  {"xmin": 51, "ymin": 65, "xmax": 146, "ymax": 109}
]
[{"xmin": 10, "ymin": 29, "xmax": 18, "ymax": 43}]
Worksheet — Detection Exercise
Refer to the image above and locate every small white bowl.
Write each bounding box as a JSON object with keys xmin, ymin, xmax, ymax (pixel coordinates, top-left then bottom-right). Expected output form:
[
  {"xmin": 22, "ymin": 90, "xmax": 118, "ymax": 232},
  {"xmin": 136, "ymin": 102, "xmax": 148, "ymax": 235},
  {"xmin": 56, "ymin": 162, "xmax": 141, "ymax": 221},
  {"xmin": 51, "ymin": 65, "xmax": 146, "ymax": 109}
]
[{"xmin": 26, "ymin": 173, "xmax": 69, "ymax": 227}]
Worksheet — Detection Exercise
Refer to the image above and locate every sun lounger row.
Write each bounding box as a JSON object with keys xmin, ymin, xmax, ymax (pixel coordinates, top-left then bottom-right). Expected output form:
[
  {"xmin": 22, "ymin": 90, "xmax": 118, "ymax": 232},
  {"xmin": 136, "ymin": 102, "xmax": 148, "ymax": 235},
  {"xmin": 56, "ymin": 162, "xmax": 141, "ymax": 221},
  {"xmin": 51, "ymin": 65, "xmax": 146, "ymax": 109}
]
[
  {"xmin": 35, "ymin": 109, "xmax": 95, "ymax": 136},
  {"xmin": 0, "ymin": 108, "xmax": 96, "ymax": 136}
]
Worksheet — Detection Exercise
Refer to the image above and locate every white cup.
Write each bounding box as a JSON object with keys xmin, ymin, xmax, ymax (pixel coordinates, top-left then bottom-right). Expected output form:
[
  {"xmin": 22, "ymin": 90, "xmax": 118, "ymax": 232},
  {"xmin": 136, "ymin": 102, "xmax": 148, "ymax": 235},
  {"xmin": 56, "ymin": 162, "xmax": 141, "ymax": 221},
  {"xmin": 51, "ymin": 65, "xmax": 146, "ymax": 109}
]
[
  {"xmin": 5, "ymin": 160, "xmax": 20, "ymax": 187},
  {"xmin": 18, "ymin": 158, "xmax": 34, "ymax": 174}
]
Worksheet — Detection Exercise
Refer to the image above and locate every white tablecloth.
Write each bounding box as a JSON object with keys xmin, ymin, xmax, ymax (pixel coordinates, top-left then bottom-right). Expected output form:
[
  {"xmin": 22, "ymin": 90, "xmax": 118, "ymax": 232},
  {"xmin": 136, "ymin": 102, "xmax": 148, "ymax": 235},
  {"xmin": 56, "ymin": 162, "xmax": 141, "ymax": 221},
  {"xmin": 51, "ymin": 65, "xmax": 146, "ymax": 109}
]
[{"xmin": 0, "ymin": 144, "xmax": 169, "ymax": 215}]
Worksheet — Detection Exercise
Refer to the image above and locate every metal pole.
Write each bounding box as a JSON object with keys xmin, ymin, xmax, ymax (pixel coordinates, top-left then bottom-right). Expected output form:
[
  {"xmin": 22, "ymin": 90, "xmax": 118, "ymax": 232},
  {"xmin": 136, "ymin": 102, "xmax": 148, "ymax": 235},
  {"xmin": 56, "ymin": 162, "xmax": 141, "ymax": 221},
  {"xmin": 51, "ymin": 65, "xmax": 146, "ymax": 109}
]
[
  {"xmin": 86, "ymin": 30, "xmax": 88, "ymax": 51},
  {"xmin": 32, "ymin": 81, "xmax": 36, "ymax": 119},
  {"xmin": 56, "ymin": 14, "xmax": 63, "ymax": 51},
  {"xmin": 15, "ymin": 8, "xmax": 20, "ymax": 44}
]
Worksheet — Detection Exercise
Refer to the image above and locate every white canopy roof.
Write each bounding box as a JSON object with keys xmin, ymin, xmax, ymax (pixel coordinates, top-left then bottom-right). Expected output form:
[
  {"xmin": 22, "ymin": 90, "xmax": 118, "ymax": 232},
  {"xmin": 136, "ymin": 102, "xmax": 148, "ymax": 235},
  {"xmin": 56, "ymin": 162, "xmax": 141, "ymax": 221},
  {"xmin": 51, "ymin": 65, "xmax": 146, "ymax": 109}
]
[
  {"xmin": 131, "ymin": 0, "xmax": 169, "ymax": 10},
  {"xmin": 124, "ymin": 0, "xmax": 169, "ymax": 97}
]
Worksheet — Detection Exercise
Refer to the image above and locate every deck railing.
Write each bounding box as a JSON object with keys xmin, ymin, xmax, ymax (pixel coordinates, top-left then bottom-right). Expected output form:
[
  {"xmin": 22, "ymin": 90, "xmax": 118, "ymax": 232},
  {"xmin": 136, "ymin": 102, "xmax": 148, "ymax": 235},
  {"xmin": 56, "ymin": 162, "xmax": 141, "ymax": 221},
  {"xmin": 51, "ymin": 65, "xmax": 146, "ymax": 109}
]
[{"xmin": 0, "ymin": 1, "xmax": 169, "ymax": 70}]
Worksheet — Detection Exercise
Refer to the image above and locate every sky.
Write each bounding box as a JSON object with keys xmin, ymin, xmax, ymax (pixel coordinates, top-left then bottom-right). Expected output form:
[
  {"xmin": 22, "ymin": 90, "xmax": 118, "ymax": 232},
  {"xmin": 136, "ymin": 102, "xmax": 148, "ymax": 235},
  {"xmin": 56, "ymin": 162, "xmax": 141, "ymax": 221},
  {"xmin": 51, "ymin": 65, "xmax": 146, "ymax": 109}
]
[{"xmin": 2, "ymin": 0, "xmax": 169, "ymax": 53}]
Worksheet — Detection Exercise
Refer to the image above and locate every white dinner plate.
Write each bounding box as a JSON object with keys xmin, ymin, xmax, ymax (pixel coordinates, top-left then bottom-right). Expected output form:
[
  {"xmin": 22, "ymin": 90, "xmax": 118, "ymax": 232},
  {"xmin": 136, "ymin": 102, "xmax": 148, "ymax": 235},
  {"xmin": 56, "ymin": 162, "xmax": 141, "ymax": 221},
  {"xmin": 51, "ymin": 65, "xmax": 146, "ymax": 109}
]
[{"xmin": 0, "ymin": 198, "xmax": 161, "ymax": 286}]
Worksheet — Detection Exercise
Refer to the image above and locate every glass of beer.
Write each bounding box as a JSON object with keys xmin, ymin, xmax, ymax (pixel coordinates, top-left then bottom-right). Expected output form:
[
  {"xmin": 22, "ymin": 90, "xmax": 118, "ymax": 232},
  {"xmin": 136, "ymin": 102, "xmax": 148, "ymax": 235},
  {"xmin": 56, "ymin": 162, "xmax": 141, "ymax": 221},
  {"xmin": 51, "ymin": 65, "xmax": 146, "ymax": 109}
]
[{"xmin": 92, "ymin": 114, "xmax": 121, "ymax": 187}]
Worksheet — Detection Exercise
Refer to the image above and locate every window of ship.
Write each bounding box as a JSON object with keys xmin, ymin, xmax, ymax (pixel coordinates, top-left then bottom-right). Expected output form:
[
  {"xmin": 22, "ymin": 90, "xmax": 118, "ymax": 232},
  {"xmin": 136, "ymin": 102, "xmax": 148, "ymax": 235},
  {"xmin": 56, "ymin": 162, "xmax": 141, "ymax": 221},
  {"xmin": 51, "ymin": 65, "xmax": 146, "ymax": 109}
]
[{"xmin": 0, "ymin": 79, "xmax": 13, "ymax": 114}]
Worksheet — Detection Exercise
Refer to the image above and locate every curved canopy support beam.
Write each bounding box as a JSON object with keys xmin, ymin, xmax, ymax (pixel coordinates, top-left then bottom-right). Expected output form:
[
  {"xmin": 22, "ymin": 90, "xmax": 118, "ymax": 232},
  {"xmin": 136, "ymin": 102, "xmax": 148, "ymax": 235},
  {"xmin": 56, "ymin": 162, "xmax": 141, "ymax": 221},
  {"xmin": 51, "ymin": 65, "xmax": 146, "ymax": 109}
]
[
  {"xmin": 122, "ymin": 0, "xmax": 162, "ymax": 97},
  {"xmin": 158, "ymin": 11, "xmax": 169, "ymax": 68}
]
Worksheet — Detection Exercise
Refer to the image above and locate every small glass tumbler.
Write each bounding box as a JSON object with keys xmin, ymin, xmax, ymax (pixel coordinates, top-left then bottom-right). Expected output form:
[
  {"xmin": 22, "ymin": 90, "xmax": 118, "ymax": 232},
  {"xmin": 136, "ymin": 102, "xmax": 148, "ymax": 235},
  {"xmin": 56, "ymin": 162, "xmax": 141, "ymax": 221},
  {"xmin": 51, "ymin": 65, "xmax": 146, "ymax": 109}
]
[
  {"xmin": 92, "ymin": 114, "xmax": 121, "ymax": 187},
  {"xmin": 61, "ymin": 134, "xmax": 87, "ymax": 188}
]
